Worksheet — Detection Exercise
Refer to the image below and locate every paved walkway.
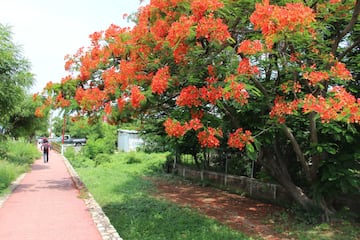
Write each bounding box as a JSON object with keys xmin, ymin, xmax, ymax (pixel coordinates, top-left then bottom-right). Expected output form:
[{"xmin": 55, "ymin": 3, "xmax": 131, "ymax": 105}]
[{"xmin": 0, "ymin": 149, "xmax": 109, "ymax": 240}]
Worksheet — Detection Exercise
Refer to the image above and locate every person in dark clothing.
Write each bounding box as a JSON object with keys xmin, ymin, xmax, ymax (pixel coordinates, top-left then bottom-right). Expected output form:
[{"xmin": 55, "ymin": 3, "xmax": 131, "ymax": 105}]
[{"xmin": 41, "ymin": 138, "xmax": 50, "ymax": 163}]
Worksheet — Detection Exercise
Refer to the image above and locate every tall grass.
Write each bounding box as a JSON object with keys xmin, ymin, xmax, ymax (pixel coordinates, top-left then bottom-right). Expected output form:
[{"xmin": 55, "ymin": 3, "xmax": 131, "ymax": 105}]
[
  {"xmin": 0, "ymin": 141, "xmax": 40, "ymax": 194},
  {"xmin": 66, "ymin": 150, "xmax": 250, "ymax": 240}
]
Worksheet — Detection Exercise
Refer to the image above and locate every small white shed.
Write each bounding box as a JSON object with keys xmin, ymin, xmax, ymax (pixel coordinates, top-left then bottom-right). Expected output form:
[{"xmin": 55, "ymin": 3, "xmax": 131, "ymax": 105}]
[{"xmin": 117, "ymin": 129, "xmax": 144, "ymax": 152}]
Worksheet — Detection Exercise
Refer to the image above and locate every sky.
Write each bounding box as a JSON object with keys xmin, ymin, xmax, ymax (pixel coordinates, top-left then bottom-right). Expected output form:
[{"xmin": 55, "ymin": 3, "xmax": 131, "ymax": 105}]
[{"xmin": 0, "ymin": 0, "xmax": 148, "ymax": 94}]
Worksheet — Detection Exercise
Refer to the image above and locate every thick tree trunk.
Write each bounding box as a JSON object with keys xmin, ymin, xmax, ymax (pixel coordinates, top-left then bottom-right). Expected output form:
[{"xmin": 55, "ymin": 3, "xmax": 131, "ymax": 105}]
[{"xmin": 259, "ymin": 145, "xmax": 320, "ymax": 212}]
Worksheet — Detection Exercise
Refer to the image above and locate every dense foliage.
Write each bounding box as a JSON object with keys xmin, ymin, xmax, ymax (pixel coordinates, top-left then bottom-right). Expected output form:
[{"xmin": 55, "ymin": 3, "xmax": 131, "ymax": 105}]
[
  {"xmin": 0, "ymin": 141, "xmax": 40, "ymax": 193},
  {"xmin": 0, "ymin": 23, "xmax": 47, "ymax": 139},
  {"xmin": 36, "ymin": 0, "xmax": 360, "ymax": 218}
]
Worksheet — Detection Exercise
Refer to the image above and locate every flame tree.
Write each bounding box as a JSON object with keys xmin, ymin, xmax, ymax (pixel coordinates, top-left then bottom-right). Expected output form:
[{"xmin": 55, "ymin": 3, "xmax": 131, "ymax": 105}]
[{"xmin": 34, "ymin": 0, "xmax": 360, "ymax": 218}]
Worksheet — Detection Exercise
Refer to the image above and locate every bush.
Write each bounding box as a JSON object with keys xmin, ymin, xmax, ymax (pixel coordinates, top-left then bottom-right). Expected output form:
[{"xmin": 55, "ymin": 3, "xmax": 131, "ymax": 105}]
[
  {"xmin": 6, "ymin": 141, "xmax": 41, "ymax": 165},
  {"xmin": 0, "ymin": 141, "xmax": 8, "ymax": 160},
  {"xmin": 0, "ymin": 141, "xmax": 39, "ymax": 194},
  {"xmin": 126, "ymin": 152, "xmax": 142, "ymax": 164},
  {"xmin": 0, "ymin": 161, "xmax": 17, "ymax": 191},
  {"xmin": 94, "ymin": 153, "xmax": 112, "ymax": 166},
  {"xmin": 83, "ymin": 137, "xmax": 115, "ymax": 159},
  {"xmin": 64, "ymin": 147, "xmax": 94, "ymax": 168}
]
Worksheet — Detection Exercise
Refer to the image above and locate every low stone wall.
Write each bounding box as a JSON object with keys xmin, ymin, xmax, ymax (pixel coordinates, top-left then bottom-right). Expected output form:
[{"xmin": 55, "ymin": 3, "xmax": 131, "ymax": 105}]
[
  {"xmin": 176, "ymin": 164, "xmax": 293, "ymax": 205},
  {"xmin": 51, "ymin": 142, "xmax": 62, "ymax": 153}
]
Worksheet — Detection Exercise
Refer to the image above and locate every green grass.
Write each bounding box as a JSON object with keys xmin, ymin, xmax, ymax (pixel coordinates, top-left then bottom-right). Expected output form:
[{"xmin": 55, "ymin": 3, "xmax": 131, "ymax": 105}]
[
  {"xmin": 264, "ymin": 208, "xmax": 360, "ymax": 240},
  {"xmin": 0, "ymin": 141, "xmax": 40, "ymax": 195},
  {"xmin": 67, "ymin": 151, "xmax": 251, "ymax": 240},
  {"xmin": 67, "ymin": 150, "xmax": 360, "ymax": 240}
]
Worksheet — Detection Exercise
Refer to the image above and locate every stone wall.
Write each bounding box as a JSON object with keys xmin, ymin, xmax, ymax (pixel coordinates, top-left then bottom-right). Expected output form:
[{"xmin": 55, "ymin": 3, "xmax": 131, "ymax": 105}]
[{"xmin": 175, "ymin": 164, "xmax": 293, "ymax": 205}]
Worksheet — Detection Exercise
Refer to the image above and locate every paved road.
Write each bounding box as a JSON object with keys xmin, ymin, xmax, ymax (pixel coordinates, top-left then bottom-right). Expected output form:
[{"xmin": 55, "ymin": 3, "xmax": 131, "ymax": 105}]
[{"xmin": 0, "ymin": 149, "xmax": 102, "ymax": 240}]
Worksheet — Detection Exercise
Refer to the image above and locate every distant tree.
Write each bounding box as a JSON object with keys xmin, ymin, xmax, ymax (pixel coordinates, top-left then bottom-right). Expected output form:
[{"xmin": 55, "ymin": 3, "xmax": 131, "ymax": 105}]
[
  {"xmin": 0, "ymin": 23, "xmax": 34, "ymax": 134},
  {"xmin": 6, "ymin": 95, "xmax": 48, "ymax": 140}
]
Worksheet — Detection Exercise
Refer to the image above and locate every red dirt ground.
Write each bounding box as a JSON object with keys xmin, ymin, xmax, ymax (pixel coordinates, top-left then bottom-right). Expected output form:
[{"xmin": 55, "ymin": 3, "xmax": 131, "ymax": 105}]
[{"xmin": 151, "ymin": 177, "xmax": 292, "ymax": 240}]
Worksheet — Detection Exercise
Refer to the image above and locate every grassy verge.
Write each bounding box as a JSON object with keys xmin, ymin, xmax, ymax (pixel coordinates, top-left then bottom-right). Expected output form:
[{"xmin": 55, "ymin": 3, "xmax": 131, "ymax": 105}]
[
  {"xmin": 268, "ymin": 211, "xmax": 360, "ymax": 240},
  {"xmin": 65, "ymin": 149, "xmax": 251, "ymax": 240},
  {"xmin": 0, "ymin": 141, "xmax": 41, "ymax": 195},
  {"xmin": 66, "ymin": 149, "xmax": 359, "ymax": 240}
]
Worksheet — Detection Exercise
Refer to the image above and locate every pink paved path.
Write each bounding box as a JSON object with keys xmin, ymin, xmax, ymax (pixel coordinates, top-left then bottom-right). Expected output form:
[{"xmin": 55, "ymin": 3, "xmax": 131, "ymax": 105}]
[{"xmin": 0, "ymin": 149, "xmax": 102, "ymax": 240}]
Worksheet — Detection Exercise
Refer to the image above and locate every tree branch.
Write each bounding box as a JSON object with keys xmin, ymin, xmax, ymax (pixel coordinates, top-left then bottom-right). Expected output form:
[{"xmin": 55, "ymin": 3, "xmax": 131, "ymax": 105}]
[
  {"xmin": 281, "ymin": 124, "xmax": 312, "ymax": 182},
  {"xmin": 331, "ymin": 0, "xmax": 360, "ymax": 54},
  {"xmin": 338, "ymin": 36, "xmax": 360, "ymax": 60}
]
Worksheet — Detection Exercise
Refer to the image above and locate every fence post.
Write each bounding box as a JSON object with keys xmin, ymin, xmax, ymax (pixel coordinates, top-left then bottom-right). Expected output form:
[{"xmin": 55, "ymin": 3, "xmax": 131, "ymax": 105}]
[{"xmin": 224, "ymin": 157, "xmax": 228, "ymax": 186}]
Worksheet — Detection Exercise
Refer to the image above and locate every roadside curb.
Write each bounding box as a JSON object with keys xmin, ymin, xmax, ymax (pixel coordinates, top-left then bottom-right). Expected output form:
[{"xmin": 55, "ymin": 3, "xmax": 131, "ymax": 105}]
[{"xmin": 62, "ymin": 155, "xmax": 123, "ymax": 240}]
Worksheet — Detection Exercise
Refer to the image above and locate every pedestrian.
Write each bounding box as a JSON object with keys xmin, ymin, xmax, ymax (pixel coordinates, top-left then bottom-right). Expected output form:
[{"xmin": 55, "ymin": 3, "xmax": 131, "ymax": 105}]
[{"xmin": 41, "ymin": 138, "xmax": 50, "ymax": 163}]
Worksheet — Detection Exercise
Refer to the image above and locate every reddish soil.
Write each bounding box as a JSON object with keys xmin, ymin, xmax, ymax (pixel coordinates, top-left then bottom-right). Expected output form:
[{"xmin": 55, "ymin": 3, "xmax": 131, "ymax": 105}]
[{"xmin": 151, "ymin": 177, "xmax": 292, "ymax": 240}]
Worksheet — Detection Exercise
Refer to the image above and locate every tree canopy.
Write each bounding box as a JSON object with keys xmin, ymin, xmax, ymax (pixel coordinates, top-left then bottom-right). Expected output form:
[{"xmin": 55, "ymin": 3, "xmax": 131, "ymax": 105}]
[
  {"xmin": 0, "ymin": 23, "xmax": 41, "ymax": 138},
  {"xmin": 35, "ymin": 0, "xmax": 360, "ymax": 217}
]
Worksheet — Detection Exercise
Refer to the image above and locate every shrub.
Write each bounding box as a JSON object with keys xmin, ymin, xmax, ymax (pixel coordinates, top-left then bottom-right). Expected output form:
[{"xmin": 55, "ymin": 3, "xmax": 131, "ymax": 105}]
[
  {"xmin": 6, "ymin": 141, "xmax": 41, "ymax": 165},
  {"xmin": 0, "ymin": 160, "xmax": 26, "ymax": 192},
  {"xmin": 126, "ymin": 152, "xmax": 142, "ymax": 164},
  {"xmin": 64, "ymin": 147, "xmax": 94, "ymax": 168},
  {"xmin": 64, "ymin": 146, "xmax": 76, "ymax": 160},
  {"xmin": 94, "ymin": 153, "xmax": 112, "ymax": 166}
]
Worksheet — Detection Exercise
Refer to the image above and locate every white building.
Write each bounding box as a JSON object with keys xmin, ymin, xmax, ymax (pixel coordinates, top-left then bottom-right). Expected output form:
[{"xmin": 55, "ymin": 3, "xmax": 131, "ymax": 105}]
[{"xmin": 117, "ymin": 129, "xmax": 144, "ymax": 152}]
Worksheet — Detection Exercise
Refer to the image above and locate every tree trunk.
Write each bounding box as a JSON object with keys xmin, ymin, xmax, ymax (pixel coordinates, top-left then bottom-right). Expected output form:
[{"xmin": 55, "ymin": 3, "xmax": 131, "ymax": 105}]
[{"xmin": 259, "ymin": 145, "xmax": 320, "ymax": 212}]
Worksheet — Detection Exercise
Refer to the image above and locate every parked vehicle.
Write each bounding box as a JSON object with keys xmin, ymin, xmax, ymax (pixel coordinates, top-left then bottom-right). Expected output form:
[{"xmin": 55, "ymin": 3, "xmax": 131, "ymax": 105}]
[{"xmin": 55, "ymin": 135, "xmax": 87, "ymax": 146}]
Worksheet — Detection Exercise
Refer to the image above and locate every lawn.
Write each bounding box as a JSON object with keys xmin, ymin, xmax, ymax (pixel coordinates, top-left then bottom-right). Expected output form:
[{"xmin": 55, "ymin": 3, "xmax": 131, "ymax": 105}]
[
  {"xmin": 0, "ymin": 141, "xmax": 40, "ymax": 195},
  {"xmin": 66, "ymin": 150, "xmax": 360, "ymax": 240},
  {"xmin": 66, "ymin": 151, "xmax": 251, "ymax": 240}
]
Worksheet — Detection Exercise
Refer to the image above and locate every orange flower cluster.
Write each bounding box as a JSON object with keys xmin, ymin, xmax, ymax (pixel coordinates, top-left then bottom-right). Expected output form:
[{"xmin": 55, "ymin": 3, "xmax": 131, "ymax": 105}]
[
  {"xmin": 200, "ymin": 86, "xmax": 223, "ymax": 104},
  {"xmin": 196, "ymin": 14, "xmax": 230, "ymax": 43},
  {"xmin": 173, "ymin": 43, "xmax": 189, "ymax": 64},
  {"xmin": 104, "ymin": 102, "xmax": 112, "ymax": 115},
  {"xmin": 280, "ymin": 81, "xmax": 302, "ymax": 94},
  {"xmin": 330, "ymin": 61, "xmax": 352, "ymax": 80},
  {"xmin": 74, "ymin": 88, "xmax": 107, "ymax": 111},
  {"xmin": 44, "ymin": 81, "xmax": 53, "ymax": 91},
  {"xmin": 150, "ymin": 0, "xmax": 182, "ymax": 10},
  {"xmin": 61, "ymin": 75, "xmax": 73, "ymax": 85},
  {"xmin": 228, "ymin": 128, "xmax": 254, "ymax": 150},
  {"xmin": 197, "ymin": 127, "xmax": 223, "ymax": 148},
  {"xmin": 303, "ymin": 71, "xmax": 330, "ymax": 86},
  {"xmin": 150, "ymin": 19, "xmax": 170, "ymax": 41},
  {"xmin": 130, "ymin": 86, "xmax": 146, "ymax": 108},
  {"xmin": 250, "ymin": 0, "xmax": 315, "ymax": 49},
  {"xmin": 251, "ymin": 0, "xmax": 315, "ymax": 36},
  {"xmin": 117, "ymin": 97, "xmax": 126, "ymax": 112},
  {"xmin": 224, "ymin": 76, "xmax": 249, "ymax": 105},
  {"xmin": 238, "ymin": 40, "xmax": 263, "ymax": 55},
  {"xmin": 191, "ymin": 0, "xmax": 224, "ymax": 21},
  {"xmin": 237, "ymin": 58, "xmax": 259, "ymax": 76},
  {"xmin": 151, "ymin": 66, "xmax": 170, "ymax": 94},
  {"xmin": 177, "ymin": 84, "xmax": 227, "ymax": 107},
  {"xmin": 167, "ymin": 16, "xmax": 195, "ymax": 47},
  {"xmin": 55, "ymin": 92, "xmax": 71, "ymax": 108},
  {"xmin": 302, "ymin": 87, "xmax": 360, "ymax": 123},
  {"xmin": 35, "ymin": 106, "xmax": 46, "ymax": 118},
  {"xmin": 102, "ymin": 61, "xmax": 137, "ymax": 93},
  {"xmin": 163, "ymin": 118, "xmax": 189, "ymax": 138},
  {"xmin": 190, "ymin": 109, "xmax": 204, "ymax": 119},
  {"xmin": 176, "ymin": 85, "xmax": 202, "ymax": 107},
  {"xmin": 164, "ymin": 117, "xmax": 206, "ymax": 138},
  {"xmin": 188, "ymin": 118, "xmax": 203, "ymax": 131},
  {"xmin": 270, "ymin": 96, "xmax": 299, "ymax": 123}
]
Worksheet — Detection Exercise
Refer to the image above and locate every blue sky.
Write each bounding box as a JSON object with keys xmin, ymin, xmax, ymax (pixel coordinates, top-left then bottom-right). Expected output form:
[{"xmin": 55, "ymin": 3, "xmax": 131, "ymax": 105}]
[{"xmin": 0, "ymin": 0, "xmax": 148, "ymax": 93}]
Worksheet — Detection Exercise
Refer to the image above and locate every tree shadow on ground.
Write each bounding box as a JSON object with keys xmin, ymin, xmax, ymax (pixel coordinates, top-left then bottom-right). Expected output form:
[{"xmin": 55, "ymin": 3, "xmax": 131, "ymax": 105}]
[{"xmin": 102, "ymin": 176, "xmax": 250, "ymax": 240}]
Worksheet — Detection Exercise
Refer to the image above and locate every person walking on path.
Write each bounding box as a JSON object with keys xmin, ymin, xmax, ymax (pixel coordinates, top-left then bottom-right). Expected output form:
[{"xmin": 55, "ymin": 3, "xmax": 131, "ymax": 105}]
[
  {"xmin": 0, "ymin": 150, "xmax": 103, "ymax": 240},
  {"xmin": 40, "ymin": 138, "xmax": 50, "ymax": 163}
]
